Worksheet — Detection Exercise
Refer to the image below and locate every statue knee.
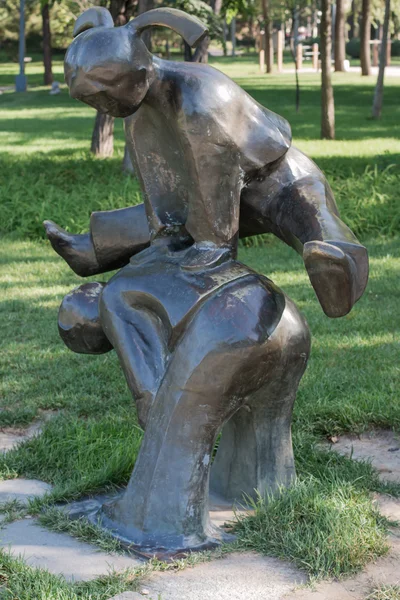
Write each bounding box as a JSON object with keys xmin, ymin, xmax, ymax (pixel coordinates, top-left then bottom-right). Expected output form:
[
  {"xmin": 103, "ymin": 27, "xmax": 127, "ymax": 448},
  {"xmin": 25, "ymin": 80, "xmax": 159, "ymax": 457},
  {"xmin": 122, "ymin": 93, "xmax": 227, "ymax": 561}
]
[{"xmin": 58, "ymin": 282, "xmax": 113, "ymax": 354}]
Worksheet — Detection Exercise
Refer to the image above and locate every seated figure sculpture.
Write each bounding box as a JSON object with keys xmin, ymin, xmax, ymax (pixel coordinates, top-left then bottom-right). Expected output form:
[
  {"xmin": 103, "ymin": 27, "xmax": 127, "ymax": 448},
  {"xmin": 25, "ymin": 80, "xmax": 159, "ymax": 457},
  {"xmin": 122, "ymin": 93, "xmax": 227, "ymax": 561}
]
[{"xmin": 45, "ymin": 7, "xmax": 369, "ymax": 558}]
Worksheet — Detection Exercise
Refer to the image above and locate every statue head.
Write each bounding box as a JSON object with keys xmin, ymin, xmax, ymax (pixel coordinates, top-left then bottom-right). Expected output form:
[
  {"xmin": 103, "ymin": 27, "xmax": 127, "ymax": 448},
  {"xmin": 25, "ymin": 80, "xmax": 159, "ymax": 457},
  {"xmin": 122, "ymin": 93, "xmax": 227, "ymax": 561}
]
[{"xmin": 64, "ymin": 7, "xmax": 208, "ymax": 118}]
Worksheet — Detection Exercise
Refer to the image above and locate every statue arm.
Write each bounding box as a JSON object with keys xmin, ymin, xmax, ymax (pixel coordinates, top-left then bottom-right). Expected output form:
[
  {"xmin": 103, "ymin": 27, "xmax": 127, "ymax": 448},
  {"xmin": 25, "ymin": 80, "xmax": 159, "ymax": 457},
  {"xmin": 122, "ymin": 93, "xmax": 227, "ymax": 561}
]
[
  {"xmin": 239, "ymin": 146, "xmax": 369, "ymax": 318},
  {"xmin": 44, "ymin": 204, "xmax": 150, "ymax": 277}
]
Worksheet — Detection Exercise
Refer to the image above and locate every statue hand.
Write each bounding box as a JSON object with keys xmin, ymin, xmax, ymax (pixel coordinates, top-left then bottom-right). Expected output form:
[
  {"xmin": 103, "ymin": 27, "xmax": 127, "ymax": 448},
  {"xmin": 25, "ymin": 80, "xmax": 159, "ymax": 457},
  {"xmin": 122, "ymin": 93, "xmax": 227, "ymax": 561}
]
[{"xmin": 303, "ymin": 240, "xmax": 369, "ymax": 318}]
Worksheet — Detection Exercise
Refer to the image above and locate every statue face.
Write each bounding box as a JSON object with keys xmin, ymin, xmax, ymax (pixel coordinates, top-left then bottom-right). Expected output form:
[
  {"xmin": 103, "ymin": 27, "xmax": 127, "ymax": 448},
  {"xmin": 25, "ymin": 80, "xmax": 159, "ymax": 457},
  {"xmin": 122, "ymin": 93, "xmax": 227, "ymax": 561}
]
[{"xmin": 64, "ymin": 25, "xmax": 153, "ymax": 118}]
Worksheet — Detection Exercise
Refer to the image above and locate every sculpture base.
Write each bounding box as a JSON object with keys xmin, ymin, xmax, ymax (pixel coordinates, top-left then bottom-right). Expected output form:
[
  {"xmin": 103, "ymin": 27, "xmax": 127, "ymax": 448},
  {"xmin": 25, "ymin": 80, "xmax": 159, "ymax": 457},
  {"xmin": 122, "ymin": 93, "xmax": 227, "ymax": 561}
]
[{"xmin": 61, "ymin": 492, "xmax": 241, "ymax": 561}]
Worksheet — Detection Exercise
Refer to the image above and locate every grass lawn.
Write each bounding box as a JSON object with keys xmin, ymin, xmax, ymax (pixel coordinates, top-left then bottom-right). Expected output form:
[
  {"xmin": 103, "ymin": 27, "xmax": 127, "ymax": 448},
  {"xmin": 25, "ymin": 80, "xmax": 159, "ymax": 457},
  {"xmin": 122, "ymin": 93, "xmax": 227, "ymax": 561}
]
[{"xmin": 0, "ymin": 53, "xmax": 399, "ymax": 595}]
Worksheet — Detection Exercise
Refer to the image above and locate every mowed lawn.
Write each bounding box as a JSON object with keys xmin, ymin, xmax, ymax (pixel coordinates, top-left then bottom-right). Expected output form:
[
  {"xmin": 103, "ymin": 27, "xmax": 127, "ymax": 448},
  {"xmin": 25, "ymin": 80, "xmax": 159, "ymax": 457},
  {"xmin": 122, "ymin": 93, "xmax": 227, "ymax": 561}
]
[{"xmin": 0, "ymin": 54, "xmax": 399, "ymax": 592}]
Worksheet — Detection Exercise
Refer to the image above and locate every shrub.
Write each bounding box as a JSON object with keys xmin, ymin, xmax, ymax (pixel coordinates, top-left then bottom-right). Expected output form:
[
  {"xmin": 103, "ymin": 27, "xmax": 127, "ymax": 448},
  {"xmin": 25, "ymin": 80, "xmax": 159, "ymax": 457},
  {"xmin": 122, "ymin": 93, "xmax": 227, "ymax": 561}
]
[
  {"xmin": 391, "ymin": 40, "xmax": 400, "ymax": 56},
  {"xmin": 346, "ymin": 37, "xmax": 361, "ymax": 58}
]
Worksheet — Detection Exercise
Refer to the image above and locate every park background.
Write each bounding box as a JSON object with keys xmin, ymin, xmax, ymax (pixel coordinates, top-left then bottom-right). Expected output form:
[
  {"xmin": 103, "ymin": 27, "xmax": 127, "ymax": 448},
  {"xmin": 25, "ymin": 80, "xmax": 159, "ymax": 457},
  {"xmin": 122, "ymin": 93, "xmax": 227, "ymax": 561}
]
[{"xmin": 0, "ymin": 0, "xmax": 399, "ymax": 598}]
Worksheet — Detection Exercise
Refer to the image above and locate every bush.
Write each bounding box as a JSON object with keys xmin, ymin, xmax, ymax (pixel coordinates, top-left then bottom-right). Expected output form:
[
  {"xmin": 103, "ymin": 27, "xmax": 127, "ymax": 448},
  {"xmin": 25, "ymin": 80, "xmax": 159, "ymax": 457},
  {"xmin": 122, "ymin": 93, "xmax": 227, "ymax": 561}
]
[
  {"xmin": 346, "ymin": 37, "xmax": 360, "ymax": 58},
  {"xmin": 303, "ymin": 36, "xmax": 320, "ymax": 46},
  {"xmin": 391, "ymin": 40, "xmax": 400, "ymax": 56}
]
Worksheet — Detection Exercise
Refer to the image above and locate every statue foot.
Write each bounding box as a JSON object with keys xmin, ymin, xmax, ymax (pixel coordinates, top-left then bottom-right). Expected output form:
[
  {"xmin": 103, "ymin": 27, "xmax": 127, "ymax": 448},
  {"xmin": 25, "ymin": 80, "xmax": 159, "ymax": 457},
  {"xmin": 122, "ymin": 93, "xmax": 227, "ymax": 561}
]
[
  {"xmin": 180, "ymin": 242, "xmax": 233, "ymax": 271},
  {"xmin": 303, "ymin": 240, "xmax": 368, "ymax": 318},
  {"xmin": 63, "ymin": 496, "xmax": 235, "ymax": 561},
  {"xmin": 43, "ymin": 220, "xmax": 99, "ymax": 277}
]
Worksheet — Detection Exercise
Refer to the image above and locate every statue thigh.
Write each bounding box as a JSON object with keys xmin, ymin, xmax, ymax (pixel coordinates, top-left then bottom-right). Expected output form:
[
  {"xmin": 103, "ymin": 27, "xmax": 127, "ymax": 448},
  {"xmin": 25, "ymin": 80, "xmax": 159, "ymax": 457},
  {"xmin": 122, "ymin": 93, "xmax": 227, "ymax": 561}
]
[{"xmin": 210, "ymin": 296, "xmax": 310, "ymax": 504}]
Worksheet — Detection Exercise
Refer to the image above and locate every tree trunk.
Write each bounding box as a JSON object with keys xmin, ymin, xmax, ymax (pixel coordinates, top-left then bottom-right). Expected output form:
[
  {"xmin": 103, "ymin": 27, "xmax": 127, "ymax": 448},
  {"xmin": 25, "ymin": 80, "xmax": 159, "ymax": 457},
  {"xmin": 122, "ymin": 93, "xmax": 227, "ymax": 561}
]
[
  {"xmin": 261, "ymin": 0, "xmax": 273, "ymax": 73},
  {"xmin": 348, "ymin": 0, "xmax": 356, "ymax": 39},
  {"xmin": 91, "ymin": 112, "xmax": 114, "ymax": 157},
  {"xmin": 290, "ymin": 7, "xmax": 301, "ymax": 112},
  {"xmin": 42, "ymin": 2, "xmax": 53, "ymax": 86},
  {"xmin": 320, "ymin": 0, "xmax": 335, "ymax": 139},
  {"xmin": 193, "ymin": 36, "xmax": 210, "ymax": 62},
  {"xmin": 138, "ymin": 0, "xmax": 154, "ymax": 48},
  {"xmin": 122, "ymin": 143, "xmax": 135, "ymax": 174},
  {"xmin": 334, "ymin": 0, "xmax": 346, "ymax": 71},
  {"xmin": 371, "ymin": 0, "xmax": 390, "ymax": 118},
  {"xmin": 231, "ymin": 17, "xmax": 236, "ymax": 57},
  {"xmin": 212, "ymin": 0, "xmax": 223, "ymax": 15},
  {"xmin": 184, "ymin": 41, "xmax": 193, "ymax": 61},
  {"xmin": 109, "ymin": 0, "xmax": 135, "ymax": 25},
  {"xmin": 360, "ymin": 0, "xmax": 371, "ymax": 75}
]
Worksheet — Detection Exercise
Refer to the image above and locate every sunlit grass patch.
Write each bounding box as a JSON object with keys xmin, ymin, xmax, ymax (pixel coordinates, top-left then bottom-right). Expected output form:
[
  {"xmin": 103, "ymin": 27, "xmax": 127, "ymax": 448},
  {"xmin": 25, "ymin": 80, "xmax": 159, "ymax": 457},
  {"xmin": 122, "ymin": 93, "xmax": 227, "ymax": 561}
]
[
  {"xmin": 0, "ymin": 550, "xmax": 141, "ymax": 600},
  {"xmin": 235, "ymin": 478, "xmax": 389, "ymax": 579},
  {"xmin": 367, "ymin": 585, "xmax": 400, "ymax": 600},
  {"xmin": 0, "ymin": 413, "xmax": 143, "ymax": 501}
]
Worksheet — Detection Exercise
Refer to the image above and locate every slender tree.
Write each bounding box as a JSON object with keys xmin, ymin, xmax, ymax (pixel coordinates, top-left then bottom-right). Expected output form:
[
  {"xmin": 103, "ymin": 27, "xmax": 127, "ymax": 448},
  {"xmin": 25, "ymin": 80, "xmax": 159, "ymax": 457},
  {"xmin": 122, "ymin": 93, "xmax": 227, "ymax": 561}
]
[
  {"xmin": 371, "ymin": 0, "xmax": 391, "ymax": 118},
  {"xmin": 348, "ymin": 0, "xmax": 357, "ymax": 39},
  {"xmin": 320, "ymin": 0, "xmax": 335, "ymax": 138},
  {"xmin": 334, "ymin": 0, "xmax": 346, "ymax": 71},
  {"xmin": 261, "ymin": 0, "xmax": 273, "ymax": 73},
  {"xmin": 360, "ymin": 0, "xmax": 371, "ymax": 75},
  {"xmin": 41, "ymin": 0, "xmax": 53, "ymax": 85}
]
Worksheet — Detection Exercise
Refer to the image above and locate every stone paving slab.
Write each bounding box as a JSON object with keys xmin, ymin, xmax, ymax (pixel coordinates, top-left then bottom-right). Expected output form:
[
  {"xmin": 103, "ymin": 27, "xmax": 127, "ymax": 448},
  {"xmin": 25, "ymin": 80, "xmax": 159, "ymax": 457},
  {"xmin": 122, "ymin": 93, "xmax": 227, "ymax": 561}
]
[
  {"xmin": 144, "ymin": 552, "xmax": 306, "ymax": 600},
  {"xmin": 0, "ymin": 479, "xmax": 52, "ymax": 506},
  {"xmin": 0, "ymin": 421, "xmax": 43, "ymax": 453},
  {"xmin": 0, "ymin": 518, "xmax": 142, "ymax": 582}
]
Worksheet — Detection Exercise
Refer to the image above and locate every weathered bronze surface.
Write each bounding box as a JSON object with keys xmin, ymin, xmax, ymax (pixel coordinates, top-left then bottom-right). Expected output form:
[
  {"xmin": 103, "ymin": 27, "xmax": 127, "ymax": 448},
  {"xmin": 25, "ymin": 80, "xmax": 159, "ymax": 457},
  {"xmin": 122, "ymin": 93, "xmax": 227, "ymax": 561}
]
[{"xmin": 45, "ymin": 7, "xmax": 369, "ymax": 559}]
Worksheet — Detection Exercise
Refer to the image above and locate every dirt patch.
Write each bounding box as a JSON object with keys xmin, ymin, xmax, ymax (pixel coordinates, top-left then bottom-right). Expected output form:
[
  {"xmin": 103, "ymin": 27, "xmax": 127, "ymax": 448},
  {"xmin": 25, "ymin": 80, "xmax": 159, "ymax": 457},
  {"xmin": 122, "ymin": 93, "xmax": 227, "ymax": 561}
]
[{"xmin": 322, "ymin": 430, "xmax": 400, "ymax": 483}]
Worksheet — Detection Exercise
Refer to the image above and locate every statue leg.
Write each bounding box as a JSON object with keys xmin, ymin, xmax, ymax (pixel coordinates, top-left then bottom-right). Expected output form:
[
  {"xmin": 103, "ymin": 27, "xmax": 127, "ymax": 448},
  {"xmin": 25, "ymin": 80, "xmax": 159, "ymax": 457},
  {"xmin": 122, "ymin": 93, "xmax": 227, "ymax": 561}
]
[
  {"xmin": 97, "ymin": 274, "xmax": 286, "ymax": 557},
  {"xmin": 210, "ymin": 296, "xmax": 310, "ymax": 504},
  {"xmin": 99, "ymin": 270, "xmax": 171, "ymax": 428}
]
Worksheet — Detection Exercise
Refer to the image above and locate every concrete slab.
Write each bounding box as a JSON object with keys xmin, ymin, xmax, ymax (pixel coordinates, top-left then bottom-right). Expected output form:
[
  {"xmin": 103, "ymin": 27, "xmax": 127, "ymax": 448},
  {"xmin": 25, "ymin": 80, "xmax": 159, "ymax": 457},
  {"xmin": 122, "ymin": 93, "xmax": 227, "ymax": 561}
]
[
  {"xmin": 144, "ymin": 552, "xmax": 306, "ymax": 600},
  {"xmin": 0, "ymin": 421, "xmax": 43, "ymax": 453},
  {"xmin": 323, "ymin": 430, "xmax": 400, "ymax": 483},
  {"xmin": 0, "ymin": 518, "xmax": 142, "ymax": 582},
  {"xmin": 0, "ymin": 479, "xmax": 52, "ymax": 506}
]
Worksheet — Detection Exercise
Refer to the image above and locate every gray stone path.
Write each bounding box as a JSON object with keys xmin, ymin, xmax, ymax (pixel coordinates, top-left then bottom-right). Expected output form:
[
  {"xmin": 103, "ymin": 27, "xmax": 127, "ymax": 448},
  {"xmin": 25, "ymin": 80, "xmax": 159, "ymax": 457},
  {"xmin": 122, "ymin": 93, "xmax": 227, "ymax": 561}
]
[
  {"xmin": 0, "ymin": 518, "xmax": 142, "ymax": 582},
  {"xmin": 0, "ymin": 421, "xmax": 43, "ymax": 453},
  {"xmin": 0, "ymin": 478, "xmax": 52, "ymax": 505},
  {"xmin": 144, "ymin": 552, "xmax": 306, "ymax": 600}
]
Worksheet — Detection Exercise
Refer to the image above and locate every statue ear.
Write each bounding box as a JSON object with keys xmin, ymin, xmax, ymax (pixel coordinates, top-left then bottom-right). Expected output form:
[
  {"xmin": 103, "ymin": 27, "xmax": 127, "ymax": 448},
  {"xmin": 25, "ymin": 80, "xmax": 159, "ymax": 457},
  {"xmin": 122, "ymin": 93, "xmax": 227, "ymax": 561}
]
[
  {"xmin": 73, "ymin": 7, "xmax": 114, "ymax": 38},
  {"xmin": 129, "ymin": 7, "xmax": 208, "ymax": 47}
]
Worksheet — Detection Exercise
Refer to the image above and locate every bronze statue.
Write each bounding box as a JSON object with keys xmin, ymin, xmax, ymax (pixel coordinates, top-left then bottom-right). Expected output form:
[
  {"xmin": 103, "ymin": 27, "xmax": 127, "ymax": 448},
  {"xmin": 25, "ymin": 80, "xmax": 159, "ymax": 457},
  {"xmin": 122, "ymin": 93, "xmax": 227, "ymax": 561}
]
[{"xmin": 45, "ymin": 7, "xmax": 368, "ymax": 559}]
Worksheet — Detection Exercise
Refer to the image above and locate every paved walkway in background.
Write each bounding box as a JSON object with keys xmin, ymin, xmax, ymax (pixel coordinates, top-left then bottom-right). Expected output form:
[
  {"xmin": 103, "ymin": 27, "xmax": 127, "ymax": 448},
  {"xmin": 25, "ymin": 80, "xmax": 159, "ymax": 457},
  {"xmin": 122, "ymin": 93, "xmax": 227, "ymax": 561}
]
[
  {"xmin": 0, "ymin": 427, "xmax": 400, "ymax": 599},
  {"xmin": 282, "ymin": 65, "xmax": 400, "ymax": 77}
]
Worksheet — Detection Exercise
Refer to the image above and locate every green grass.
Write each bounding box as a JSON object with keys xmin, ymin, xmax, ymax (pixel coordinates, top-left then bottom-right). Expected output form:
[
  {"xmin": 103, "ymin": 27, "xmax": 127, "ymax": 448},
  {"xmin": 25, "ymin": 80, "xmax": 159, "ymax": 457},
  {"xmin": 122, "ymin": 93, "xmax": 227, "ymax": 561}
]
[
  {"xmin": 0, "ymin": 413, "xmax": 143, "ymax": 500},
  {"xmin": 0, "ymin": 55, "xmax": 399, "ymax": 239},
  {"xmin": 235, "ymin": 479, "xmax": 389, "ymax": 579},
  {"xmin": 0, "ymin": 54, "xmax": 399, "ymax": 592},
  {"xmin": 367, "ymin": 586, "xmax": 400, "ymax": 600},
  {"xmin": 0, "ymin": 550, "xmax": 142, "ymax": 600}
]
